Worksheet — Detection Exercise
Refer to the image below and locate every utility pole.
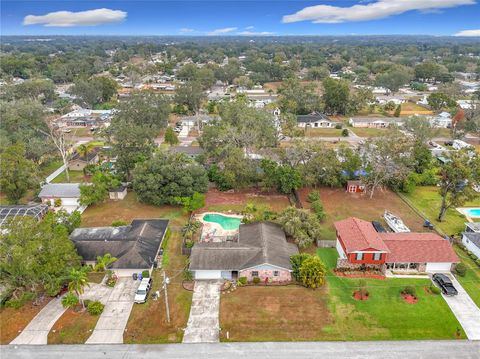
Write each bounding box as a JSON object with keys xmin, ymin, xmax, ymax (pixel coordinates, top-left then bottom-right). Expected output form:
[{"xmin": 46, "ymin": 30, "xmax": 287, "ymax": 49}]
[{"xmin": 162, "ymin": 271, "xmax": 171, "ymax": 323}]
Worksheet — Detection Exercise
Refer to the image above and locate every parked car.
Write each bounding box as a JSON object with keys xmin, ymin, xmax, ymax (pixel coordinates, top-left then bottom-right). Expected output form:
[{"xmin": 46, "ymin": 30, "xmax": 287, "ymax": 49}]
[
  {"xmin": 134, "ymin": 277, "xmax": 153, "ymax": 304},
  {"xmin": 432, "ymin": 273, "xmax": 458, "ymax": 296}
]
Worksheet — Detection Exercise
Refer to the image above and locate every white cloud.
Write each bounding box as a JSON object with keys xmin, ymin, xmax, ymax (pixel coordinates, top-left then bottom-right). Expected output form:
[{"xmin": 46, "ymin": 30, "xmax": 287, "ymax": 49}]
[
  {"xmin": 283, "ymin": 0, "xmax": 475, "ymax": 24},
  {"xmin": 237, "ymin": 31, "xmax": 275, "ymax": 36},
  {"xmin": 207, "ymin": 27, "xmax": 238, "ymax": 35},
  {"xmin": 454, "ymin": 29, "xmax": 480, "ymax": 36},
  {"xmin": 23, "ymin": 8, "xmax": 126, "ymax": 27},
  {"xmin": 179, "ymin": 28, "xmax": 194, "ymax": 33},
  {"xmin": 245, "ymin": 26, "xmax": 255, "ymax": 30}
]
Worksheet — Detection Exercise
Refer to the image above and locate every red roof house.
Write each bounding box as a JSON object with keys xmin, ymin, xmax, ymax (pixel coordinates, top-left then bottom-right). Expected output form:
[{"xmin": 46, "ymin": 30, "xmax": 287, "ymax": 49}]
[{"xmin": 334, "ymin": 217, "xmax": 459, "ymax": 273}]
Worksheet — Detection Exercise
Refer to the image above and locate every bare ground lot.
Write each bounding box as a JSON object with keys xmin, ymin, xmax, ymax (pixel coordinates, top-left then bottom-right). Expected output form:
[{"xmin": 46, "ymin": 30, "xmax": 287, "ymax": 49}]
[
  {"xmin": 203, "ymin": 189, "xmax": 291, "ymax": 213},
  {"xmin": 298, "ymin": 187, "xmax": 426, "ymax": 241}
]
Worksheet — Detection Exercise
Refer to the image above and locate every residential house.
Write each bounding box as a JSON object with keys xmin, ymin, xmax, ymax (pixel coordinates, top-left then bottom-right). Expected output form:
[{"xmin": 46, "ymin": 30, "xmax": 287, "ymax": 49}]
[
  {"xmin": 38, "ymin": 183, "xmax": 83, "ymax": 213},
  {"xmin": 168, "ymin": 146, "xmax": 205, "ymax": 158},
  {"xmin": 348, "ymin": 117, "xmax": 404, "ymax": 128},
  {"xmin": 68, "ymin": 148, "xmax": 100, "ymax": 171},
  {"xmin": 70, "ymin": 219, "xmax": 169, "ymax": 277},
  {"xmin": 430, "ymin": 112, "xmax": 452, "ymax": 128},
  {"xmin": 0, "ymin": 204, "xmax": 49, "ymax": 227},
  {"xmin": 465, "ymin": 222, "xmax": 480, "ymax": 233},
  {"xmin": 297, "ymin": 113, "xmax": 335, "ymax": 128},
  {"xmin": 335, "ymin": 217, "xmax": 459, "ymax": 273},
  {"xmin": 461, "ymin": 232, "xmax": 480, "ymax": 259},
  {"xmin": 189, "ymin": 222, "xmax": 298, "ymax": 282}
]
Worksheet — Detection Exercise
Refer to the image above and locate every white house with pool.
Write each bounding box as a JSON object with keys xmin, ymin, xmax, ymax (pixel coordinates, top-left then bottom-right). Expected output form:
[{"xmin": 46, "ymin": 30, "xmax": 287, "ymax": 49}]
[{"xmin": 189, "ymin": 221, "xmax": 298, "ymax": 282}]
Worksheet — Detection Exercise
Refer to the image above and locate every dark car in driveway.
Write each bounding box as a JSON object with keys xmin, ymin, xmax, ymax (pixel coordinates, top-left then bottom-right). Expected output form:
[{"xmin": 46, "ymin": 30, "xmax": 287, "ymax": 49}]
[{"xmin": 432, "ymin": 273, "xmax": 458, "ymax": 296}]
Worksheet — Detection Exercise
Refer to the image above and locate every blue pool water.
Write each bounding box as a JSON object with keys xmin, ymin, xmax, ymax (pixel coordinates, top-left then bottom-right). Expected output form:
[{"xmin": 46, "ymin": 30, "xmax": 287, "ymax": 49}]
[
  {"xmin": 464, "ymin": 208, "xmax": 480, "ymax": 218},
  {"xmin": 202, "ymin": 213, "xmax": 242, "ymax": 230}
]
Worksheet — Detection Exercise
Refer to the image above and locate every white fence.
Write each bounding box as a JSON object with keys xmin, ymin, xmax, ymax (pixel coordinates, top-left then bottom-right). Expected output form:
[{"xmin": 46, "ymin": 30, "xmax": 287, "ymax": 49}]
[{"xmin": 45, "ymin": 164, "xmax": 66, "ymax": 183}]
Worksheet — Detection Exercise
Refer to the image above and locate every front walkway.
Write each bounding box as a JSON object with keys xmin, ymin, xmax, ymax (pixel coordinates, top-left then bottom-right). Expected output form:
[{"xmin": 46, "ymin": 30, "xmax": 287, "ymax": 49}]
[
  {"xmin": 86, "ymin": 277, "xmax": 140, "ymax": 344},
  {"xmin": 440, "ymin": 275, "xmax": 480, "ymax": 340},
  {"xmin": 183, "ymin": 280, "xmax": 222, "ymax": 343},
  {"xmin": 10, "ymin": 282, "xmax": 112, "ymax": 345}
]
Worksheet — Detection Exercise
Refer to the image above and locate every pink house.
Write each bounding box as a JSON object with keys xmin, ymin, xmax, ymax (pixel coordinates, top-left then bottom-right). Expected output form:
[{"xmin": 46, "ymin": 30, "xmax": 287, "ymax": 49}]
[{"xmin": 189, "ymin": 222, "xmax": 298, "ymax": 282}]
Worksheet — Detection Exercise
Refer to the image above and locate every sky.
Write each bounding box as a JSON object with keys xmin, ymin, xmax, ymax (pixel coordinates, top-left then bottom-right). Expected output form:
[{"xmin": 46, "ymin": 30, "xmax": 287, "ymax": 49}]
[{"xmin": 1, "ymin": 0, "xmax": 480, "ymax": 37}]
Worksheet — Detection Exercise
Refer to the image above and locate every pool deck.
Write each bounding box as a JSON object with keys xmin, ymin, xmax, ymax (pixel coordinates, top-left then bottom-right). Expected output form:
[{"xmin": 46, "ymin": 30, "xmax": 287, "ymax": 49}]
[
  {"xmin": 456, "ymin": 207, "xmax": 480, "ymax": 223},
  {"xmin": 195, "ymin": 212, "xmax": 243, "ymax": 242}
]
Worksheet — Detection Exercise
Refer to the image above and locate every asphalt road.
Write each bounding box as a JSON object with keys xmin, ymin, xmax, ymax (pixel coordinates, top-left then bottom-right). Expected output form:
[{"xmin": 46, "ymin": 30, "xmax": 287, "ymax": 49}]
[{"xmin": 3, "ymin": 341, "xmax": 480, "ymax": 359}]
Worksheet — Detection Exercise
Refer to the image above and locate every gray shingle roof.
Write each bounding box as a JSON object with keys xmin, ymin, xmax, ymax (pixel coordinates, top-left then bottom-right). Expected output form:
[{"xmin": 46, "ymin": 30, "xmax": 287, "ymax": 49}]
[
  {"xmin": 70, "ymin": 219, "xmax": 169, "ymax": 269},
  {"xmin": 189, "ymin": 222, "xmax": 298, "ymax": 271},
  {"xmin": 38, "ymin": 183, "xmax": 81, "ymax": 198},
  {"xmin": 297, "ymin": 113, "xmax": 331, "ymax": 124},
  {"xmin": 463, "ymin": 232, "xmax": 480, "ymax": 250}
]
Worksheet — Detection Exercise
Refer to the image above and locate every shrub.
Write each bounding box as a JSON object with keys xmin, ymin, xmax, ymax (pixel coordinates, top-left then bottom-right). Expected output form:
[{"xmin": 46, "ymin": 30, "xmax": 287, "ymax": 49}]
[
  {"xmin": 141, "ymin": 270, "xmax": 150, "ymax": 278},
  {"xmin": 475, "ymin": 259, "xmax": 480, "ymax": 267},
  {"xmin": 252, "ymin": 277, "xmax": 260, "ymax": 285},
  {"xmin": 111, "ymin": 219, "xmax": 128, "ymax": 227},
  {"xmin": 183, "ymin": 270, "xmax": 193, "ymax": 281},
  {"xmin": 341, "ymin": 129, "xmax": 349, "ymax": 137},
  {"xmin": 61, "ymin": 293, "xmax": 79, "ymax": 309},
  {"xmin": 429, "ymin": 285, "xmax": 441, "ymax": 295},
  {"xmin": 185, "ymin": 240, "xmax": 194, "ymax": 248},
  {"xmin": 335, "ymin": 123, "xmax": 342, "ymax": 129},
  {"xmin": 455, "ymin": 263, "xmax": 467, "ymax": 277},
  {"xmin": 307, "ymin": 190, "xmax": 320, "ymax": 203},
  {"xmin": 54, "ymin": 198, "xmax": 62, "ymax": 207},
  {"xmin": 402, "ymin": 285, "xmax": 416, "ymax": 296},
  {"xmin": 87, "ymin": 300, "xmax": 104, "ymax": 315},
  {"xmin": 310, "ymin": 200, "xmax": 326, "ymax": 221},
  {"xmin": 298, "ymin": 256, "xmax": 327, "ymax": 289},
  {"xmin": 237, "ymin": 277, "xmax": 247, "ymax": 286},
  {"xmin": 5, "ymin": 292, "xmax": 36, "ymax": 309}
]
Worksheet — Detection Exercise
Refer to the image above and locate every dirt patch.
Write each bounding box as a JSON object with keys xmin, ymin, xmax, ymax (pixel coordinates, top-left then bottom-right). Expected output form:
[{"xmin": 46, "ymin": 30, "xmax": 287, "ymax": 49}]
[
  {"xmin": 298, "ymin": 187, "xmax": 426, "ymax": 240},
  {"xmin": 335, "ymin": 272, "xmax": 385, "ymax": 280},
  {"xmin": 352, "ymin": 291, "xmax": 369, "ymax": 301},
  {"xmin": 48, "ymin": 307, "xmax": 100, "ymax": 344},
  {"xmin": 0, "ymin": 297, "xmax": 51, "ymax": 344},
  {"xmin": 401, "ymin": 293, "xmax": 418, "ymax": 304},
  {"xmin": 204, "ymin": 189, "xmax": 291, "ymax": 212},
  {"xmin": 220, "ymin": 286, "xmax": 334, "ymax": 342}
]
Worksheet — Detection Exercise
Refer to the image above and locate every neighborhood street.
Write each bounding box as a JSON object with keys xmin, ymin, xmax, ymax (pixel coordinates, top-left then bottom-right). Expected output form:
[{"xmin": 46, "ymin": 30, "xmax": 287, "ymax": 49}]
[{"xmin": 3, "ymin": 341, "xmax": 480, "ymax": 359}]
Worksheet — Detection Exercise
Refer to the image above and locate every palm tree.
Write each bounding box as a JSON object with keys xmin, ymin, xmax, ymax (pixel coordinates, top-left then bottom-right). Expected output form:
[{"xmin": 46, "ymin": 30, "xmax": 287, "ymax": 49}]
[
  {"xmin": 95, "ymin": 253, "xmax": 118, "ymax": 272},
  {"xmin": 66, "ymin": 268, "xmax": 90, "ymax": 309},
  {"xmin": 77, "ymin": 144, "xmax": 89, "ymax": 159}
]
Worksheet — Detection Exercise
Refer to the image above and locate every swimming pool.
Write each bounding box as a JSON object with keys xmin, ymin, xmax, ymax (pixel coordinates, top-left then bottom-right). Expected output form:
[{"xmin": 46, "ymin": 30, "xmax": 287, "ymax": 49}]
[
  {"xmin": 463, "ymin": 208, "xmax": 480, "ymax": 218},
  {"xmin": 202, "ymin": 213, "xmax": 242, "ymax": 230}
]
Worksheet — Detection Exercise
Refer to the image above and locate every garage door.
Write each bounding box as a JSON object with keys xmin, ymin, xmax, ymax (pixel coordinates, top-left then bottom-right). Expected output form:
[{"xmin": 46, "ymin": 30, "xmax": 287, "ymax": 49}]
[
  {"xmin": 426, "ymin": 262, "xmax": 452, "ymax": 273},
  {"xmin": 194, "ymin": 270, "xmax": 222, "ymax": 280},
  {"xmin": 62, "ymin": 198, "xmax": 79, "ymax": 206}
]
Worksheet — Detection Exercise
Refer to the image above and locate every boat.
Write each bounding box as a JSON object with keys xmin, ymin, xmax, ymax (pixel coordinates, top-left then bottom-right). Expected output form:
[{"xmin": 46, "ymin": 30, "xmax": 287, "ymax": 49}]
[{"xmin": 383, "ymin": 210, "xmax": 410, "ymax": 233}]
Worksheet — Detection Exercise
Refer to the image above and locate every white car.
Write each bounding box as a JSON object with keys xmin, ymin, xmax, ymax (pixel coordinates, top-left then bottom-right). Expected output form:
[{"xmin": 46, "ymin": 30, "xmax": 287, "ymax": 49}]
[{"xmin": 134, "ymin": 277, "xmax": 152, "ymax": 304}]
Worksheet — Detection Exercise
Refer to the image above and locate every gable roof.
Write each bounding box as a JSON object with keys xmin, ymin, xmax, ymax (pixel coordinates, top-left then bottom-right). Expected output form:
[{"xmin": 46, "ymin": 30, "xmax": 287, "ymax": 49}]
[
  {"xmin": 382, "ymin": 233, "xmax": 459, "ymax": 263},
  {"xmin": 335, "ymin": 217, "xmax": 390, "ymax": 253},
  {"xmin": 189, "ymin": 222, "xmax": 298, "ymax": 271},
  {"xmin": 38, "ymin": 183, "xmax": 81, "ymax": 198},
  {"xmin": 297, "ymin": 112, "xmax": 331, "ymax": 124},
  {"xmin": 70, "ymin": 219, "xmax": 169, "ymax": 269},
  {"xmin": 463, "ymin": 232, "xmax": 480, "ymax": 250}
]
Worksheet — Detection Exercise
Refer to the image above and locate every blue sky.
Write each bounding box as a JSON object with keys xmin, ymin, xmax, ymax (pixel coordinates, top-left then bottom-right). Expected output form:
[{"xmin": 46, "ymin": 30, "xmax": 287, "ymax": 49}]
[{"xmin": 1, "ymin": 1, "xmax": 480, "ymax": 36}]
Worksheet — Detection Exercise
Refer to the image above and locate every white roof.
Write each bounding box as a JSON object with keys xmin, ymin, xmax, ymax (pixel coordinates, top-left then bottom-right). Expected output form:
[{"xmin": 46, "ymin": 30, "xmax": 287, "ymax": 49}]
[{"xmin": 38, "ymin": 183, "xmax": 81, "ymax": 198}]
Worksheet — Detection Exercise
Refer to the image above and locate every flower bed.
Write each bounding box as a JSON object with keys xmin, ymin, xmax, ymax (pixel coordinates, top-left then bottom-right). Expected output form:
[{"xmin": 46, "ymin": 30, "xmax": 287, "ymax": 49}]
[
  {"xmin": 401, "ymin": 293, "xmax": 418, "ymax": 304},
  {"xmin": 334, "ymin": 271, "xmax": 385, "ymax": 279}
]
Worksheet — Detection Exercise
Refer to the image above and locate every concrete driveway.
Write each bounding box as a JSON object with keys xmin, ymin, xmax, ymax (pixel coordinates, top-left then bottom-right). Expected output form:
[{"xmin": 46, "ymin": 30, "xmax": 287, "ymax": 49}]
[
  {"xmin": 86, "ymin": 277, "xmax": 140, "ymax": 344},
  {"xmin": 437, "ymin": 275, "xmax": 480, "ymax": 340},
  {"xmin": 10, "ymin": 283, "xmax": 112, "ymax": 345},
  {"xmin": 183, "ymin": 280, "xmax": 222, "ymax": 343}
]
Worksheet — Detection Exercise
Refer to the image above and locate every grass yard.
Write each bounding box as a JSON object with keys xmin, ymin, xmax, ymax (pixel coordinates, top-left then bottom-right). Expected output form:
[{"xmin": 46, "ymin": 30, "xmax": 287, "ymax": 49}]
[
  {"xmin": 39, "ymin": 159, "xmax": 63, "ymax": 178},
  {"xmin": 317, "ymin": 249, "xmax": 466, "ymax": 340},
  {"xmin": 48, "ymin": 308, "xmax": 100, "ymax": 344},
  {"xmin": 220, "ymin": 285, "xmax": 334, "ymax": 342},
  {"xmin": 124, "ymin": 229, "xmax": 193, "ymax": 343},
  {"xmin": 51, "ymin": 170, "xmax": 88, "ymax": 183},
  {"xmin": 81, "ymin": 192, "xmax": 188, "ymax": 227},
  {"xmin": 304, "ymin": 128, "xmax": 343, "ymax": 138},
  {"xmin": 203, "ymin": 189, "xmax": 291, "ymax": 213},
  {"xmin": 403, "ymin": 186, "xmax": 480, "ymax": 236},
  {"xmin": 349, "ymin": 127, "xmax": 389, "ymax": 137},
  {"xmin": 453, "ymin": 245, "xmax": 480, "ymax": 308},
  {"xmin": 298, "ymin": 187, "xmax": 426, "ymax": 241},
  {"xmin": 0, "ymin": 297, "xmax": 51, "ymax": 344}
]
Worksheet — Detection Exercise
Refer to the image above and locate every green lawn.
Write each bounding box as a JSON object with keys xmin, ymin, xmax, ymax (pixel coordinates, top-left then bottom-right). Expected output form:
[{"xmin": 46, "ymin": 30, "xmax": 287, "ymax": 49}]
[
  {"xmin": 316, "ymin": 248, "xmax": 466, "ymax": 340},
  {"xmin": 304, "ymin": 128, "xmax": 343, "ymax": 138},
  {"xmin": 453, "ymin": 245, "xmax": 480, "ymax": 308},
  {"xmin": 51, "ymin": 170, "xmax": 87, "ymax": 183},
  {"xmin": 403, "ymin": 186, "xmax": 480, "ymax": 236},
  {"xmin": 39, "ymin": 159, "xmax": 63, "ymax": 178}
]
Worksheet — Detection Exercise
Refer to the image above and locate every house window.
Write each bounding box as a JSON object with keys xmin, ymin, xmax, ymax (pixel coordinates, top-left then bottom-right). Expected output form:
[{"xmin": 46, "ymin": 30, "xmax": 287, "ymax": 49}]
[
  {"xmin": 273, "ymin": 271, "xmax": 279, "ymax": 277},
  {"xmin": 356, "ymin": 253, "xmax": 364, "ymax": 260},
  {"xmin": 251, "ymin": 271, "xmax": 259, "ymax": 277},
  {"xmin": 373, "ymin": 253, "xmax": 381, "ymax": 260}
]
